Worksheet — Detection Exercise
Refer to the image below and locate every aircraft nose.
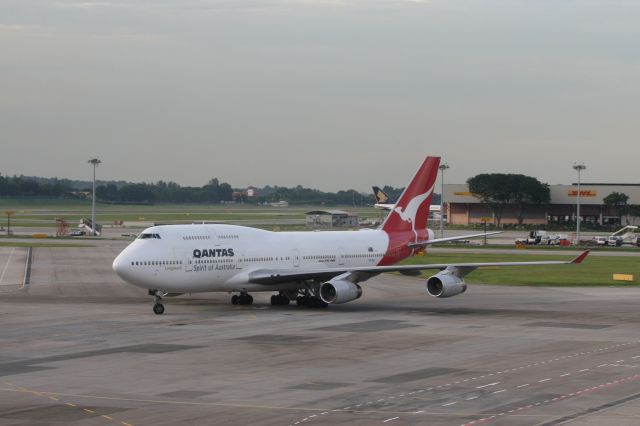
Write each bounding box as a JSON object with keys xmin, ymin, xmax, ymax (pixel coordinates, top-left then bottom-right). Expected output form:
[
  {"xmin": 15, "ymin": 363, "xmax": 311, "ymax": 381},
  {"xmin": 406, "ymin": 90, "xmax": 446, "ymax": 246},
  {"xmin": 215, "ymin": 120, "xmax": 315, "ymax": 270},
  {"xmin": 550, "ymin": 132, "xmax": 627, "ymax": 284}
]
[{"xmin": 112, "ymin": 252, "xmax": 130, "ymax": 281}]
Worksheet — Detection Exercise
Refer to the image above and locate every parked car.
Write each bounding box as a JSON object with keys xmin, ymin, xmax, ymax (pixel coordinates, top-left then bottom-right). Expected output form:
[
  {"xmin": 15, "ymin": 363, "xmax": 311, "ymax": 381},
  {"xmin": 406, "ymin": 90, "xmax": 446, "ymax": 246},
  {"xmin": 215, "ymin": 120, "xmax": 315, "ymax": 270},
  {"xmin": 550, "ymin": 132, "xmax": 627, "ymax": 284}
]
[
  {"xmin": 607, "ymin": 236, "xmax": 623, "ymax": 247},
  {"xmin": 593, "ymin": 236, "xmax": 608, "ymax": 246}
]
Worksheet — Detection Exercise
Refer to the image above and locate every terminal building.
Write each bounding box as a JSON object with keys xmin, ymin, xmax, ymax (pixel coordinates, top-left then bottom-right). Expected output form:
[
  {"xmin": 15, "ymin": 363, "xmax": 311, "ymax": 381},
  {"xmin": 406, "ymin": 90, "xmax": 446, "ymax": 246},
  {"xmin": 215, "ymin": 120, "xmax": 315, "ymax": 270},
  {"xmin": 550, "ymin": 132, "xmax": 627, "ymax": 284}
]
[
  {"xmin": 306, "ymin": 210, "xmax": 359, "ymax": 228},
  {"xmin": 444, "ymin": 183, "xmax": 640, "ymax": 226}
]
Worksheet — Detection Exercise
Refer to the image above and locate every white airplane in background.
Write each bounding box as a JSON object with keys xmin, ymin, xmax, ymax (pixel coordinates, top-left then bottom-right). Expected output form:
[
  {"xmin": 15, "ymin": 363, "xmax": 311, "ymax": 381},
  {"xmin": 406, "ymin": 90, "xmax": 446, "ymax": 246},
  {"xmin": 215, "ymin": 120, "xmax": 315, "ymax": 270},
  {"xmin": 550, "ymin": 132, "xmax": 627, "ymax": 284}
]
[
  {"xmin": 112, "ymin": 156, "xmax": 589, "ymax": 315},
  {"xmin": 373, "ymin": 186, "xmax": 441, "ymax": 217}
]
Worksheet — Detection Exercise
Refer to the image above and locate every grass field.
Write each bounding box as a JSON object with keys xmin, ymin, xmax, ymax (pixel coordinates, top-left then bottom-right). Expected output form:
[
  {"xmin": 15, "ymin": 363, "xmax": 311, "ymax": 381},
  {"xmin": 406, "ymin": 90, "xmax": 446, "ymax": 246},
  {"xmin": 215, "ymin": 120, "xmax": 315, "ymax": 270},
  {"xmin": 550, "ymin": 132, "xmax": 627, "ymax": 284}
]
[
  {"xmin": 401, "ymin": 252, "xmax": 640, "ymax": 286},
  {"xmin": 434, "ymin": 243, "xmax": 640, "ymax": 253},
  {"xmin": 0, "ymin": 198, "xmax": 382, "ymax": 227}
]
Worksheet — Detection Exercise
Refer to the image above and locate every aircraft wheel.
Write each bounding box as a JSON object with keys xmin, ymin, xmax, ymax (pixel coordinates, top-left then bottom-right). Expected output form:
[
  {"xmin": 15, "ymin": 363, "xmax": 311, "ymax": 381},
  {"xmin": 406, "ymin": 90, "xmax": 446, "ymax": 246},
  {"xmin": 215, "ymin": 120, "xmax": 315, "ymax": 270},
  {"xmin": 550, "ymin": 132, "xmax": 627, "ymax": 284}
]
[
  {"xmin": 238, "ymin": 294, "xmax": 253, "ymax": 305},
  {"xmin": 296, "ymin": 296, "xmax": 306, "ymax": 306},
  {"xmin": 231, "ymin": 295, "xmax": 239, "ymax": 305},
  {"xmin": 271, "ymin": 295, "xmax": 290, "ymax": 306},
  {"xmin": 153, "ymin": 303, "xmax": 165, "ymax": 315}
]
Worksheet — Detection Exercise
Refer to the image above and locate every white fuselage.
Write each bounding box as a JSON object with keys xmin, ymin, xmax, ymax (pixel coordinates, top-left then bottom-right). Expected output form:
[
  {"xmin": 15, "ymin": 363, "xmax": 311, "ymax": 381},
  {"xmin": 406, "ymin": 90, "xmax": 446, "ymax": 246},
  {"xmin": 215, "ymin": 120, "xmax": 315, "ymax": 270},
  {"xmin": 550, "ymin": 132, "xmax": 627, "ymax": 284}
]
[{"xmin": 113, "ymin": 224, "xmax": 395, "ymax": 293}]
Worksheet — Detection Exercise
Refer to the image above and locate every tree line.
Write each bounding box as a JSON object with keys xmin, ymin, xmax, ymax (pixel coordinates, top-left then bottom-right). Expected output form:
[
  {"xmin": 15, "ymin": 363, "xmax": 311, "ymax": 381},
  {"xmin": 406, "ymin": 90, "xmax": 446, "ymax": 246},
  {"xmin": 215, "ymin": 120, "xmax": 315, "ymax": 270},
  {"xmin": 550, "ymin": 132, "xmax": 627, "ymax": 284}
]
[
  {"xmin": 0, "ymin": 175, "xmax": 73, "ymax": 197},
  {"xmin": 0, "ymin": 174, "xmax": 392, "ymax": 206}
]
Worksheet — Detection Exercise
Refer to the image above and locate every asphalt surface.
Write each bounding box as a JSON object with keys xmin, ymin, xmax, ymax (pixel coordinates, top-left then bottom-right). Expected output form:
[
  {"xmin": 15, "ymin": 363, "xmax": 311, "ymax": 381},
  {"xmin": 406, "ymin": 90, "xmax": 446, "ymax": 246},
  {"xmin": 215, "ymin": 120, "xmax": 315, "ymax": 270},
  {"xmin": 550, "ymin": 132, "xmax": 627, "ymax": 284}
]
[{"xmin": 1, "ymin": 242, "xmax": 640, "ymax": 425}]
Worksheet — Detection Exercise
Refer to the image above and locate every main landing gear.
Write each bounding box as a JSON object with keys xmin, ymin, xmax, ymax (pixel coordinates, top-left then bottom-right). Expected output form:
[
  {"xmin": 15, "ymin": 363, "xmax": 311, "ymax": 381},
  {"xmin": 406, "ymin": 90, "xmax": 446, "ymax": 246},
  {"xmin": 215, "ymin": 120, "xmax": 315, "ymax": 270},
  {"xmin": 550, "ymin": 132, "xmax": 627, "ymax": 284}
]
[
  {"xmin": 270, "ymin": 292, "xmax": 290, "ymax": 306},
  {"xmin": 149, "ymin": 289, "xmax": 165, "ymax": 315},
  {"xmin": 296, "ymin": 295, "xmax": 328, "ymax": 308},
  {"xmin": 231, "ymin": 292, "xmax": 253, "ymax": 305}
]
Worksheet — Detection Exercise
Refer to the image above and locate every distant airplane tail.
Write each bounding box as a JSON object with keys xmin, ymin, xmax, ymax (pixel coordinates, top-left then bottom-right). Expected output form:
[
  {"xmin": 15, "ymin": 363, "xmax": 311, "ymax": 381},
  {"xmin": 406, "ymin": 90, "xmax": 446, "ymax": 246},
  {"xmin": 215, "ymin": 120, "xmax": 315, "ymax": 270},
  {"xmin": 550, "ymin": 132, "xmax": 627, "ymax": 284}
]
[
  {"xmin": 372, "ymin": 186, "xmax": 394, "ymax": 204},
  {"xmin": 381, "ymin": 156, "xmax": 440, "ymax": 236}
]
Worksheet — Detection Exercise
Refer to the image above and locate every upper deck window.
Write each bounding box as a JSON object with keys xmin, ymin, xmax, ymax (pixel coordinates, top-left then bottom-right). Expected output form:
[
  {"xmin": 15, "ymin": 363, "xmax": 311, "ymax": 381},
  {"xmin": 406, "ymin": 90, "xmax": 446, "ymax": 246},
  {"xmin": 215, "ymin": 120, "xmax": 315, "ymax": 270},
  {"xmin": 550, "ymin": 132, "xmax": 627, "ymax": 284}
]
[{"xmin": 139, "ymin": 233, "xmax": 161, "ymax": 239}]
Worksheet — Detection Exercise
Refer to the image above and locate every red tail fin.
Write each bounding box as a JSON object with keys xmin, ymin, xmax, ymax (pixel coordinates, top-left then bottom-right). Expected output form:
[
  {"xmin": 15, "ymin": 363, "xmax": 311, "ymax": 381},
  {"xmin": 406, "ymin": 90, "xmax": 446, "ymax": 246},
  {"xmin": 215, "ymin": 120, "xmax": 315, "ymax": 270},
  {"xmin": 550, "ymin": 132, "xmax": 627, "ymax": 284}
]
[{"xmin": 381, "ymin": 156, "xmax": 440, "ymax": 235}]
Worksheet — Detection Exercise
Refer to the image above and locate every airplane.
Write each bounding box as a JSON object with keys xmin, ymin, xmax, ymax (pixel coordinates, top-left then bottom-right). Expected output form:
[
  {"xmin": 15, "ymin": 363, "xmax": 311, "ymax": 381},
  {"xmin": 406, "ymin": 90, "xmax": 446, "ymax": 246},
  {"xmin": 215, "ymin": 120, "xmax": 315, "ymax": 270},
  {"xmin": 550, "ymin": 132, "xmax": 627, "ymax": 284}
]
[
  {"xmin": 112, "ymin": 156, "xmax": 589, "ymax": 315},
  {"xmin": 373, "ymin": 185, "xmax": 442, "ymax": 218}
]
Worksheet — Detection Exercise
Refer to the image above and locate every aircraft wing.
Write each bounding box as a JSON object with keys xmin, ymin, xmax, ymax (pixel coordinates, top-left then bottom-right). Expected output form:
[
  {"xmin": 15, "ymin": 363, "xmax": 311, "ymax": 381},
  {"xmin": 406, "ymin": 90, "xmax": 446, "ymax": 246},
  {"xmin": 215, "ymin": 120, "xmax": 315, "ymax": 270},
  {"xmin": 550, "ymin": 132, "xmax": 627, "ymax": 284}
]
[
  {"xmin": 408, "ymin": 231, "xmax": 503, "ymax": 248},
  {"xmin": 247, "ymin": 250, "xmax": 590, "ymax": 285}
]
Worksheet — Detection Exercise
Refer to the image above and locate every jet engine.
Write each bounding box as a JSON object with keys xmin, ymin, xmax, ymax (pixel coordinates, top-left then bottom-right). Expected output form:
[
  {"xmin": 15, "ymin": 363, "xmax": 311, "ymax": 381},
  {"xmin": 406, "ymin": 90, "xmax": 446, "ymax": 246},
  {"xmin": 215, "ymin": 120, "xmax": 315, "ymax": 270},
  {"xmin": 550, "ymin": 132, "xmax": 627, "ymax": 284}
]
[
  {"xmin": 426, "ymin": 270, "xmax": 467, "ymax": 298},
  {"xmin": 319, "ymin": 279, "xmax": 363, "ymax": 304}
]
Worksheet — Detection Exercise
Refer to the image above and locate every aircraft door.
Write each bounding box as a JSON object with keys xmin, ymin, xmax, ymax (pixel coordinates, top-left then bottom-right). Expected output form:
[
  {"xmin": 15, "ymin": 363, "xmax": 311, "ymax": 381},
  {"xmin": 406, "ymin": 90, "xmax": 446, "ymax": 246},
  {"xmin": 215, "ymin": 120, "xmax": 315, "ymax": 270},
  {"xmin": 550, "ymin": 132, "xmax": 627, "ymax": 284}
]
[
  {"xmin": 292, "ymin": 249, "xmax": 300, "ymax": 267},
  {"xmin": 209, "ymin": 229, "xmax": 220, "ymax": 246},
  {"xmin": 338, "ymin": 247, "xmax": 345, "ymax": 265},
  {"xmin": 183, "ymin": 252, "xmax": 193, "ymax": 272}
]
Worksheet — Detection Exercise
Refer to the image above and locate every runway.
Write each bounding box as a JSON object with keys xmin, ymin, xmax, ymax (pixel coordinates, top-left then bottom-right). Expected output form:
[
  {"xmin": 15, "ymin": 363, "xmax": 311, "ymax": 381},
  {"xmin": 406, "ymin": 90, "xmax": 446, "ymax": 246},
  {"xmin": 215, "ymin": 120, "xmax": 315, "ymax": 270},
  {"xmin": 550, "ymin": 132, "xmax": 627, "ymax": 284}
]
[{"xmin": 1, "ymin": 243, "xmax": 640, "ymax": 425}]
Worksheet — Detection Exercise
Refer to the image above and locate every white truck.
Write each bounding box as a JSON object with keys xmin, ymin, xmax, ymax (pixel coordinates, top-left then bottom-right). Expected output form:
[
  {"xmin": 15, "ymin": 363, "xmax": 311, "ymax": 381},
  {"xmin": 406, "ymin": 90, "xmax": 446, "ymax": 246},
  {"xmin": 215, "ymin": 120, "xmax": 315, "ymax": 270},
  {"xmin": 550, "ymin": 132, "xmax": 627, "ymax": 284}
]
[
  {"xmin": 592, "ymin": 226, "xmax": 639, "ymax": 247},
  {"xmin": 611, "ymin": 226, "xmax": 639, "ymax": 246},
  {"xmin": 516, "ymin": 230, "xmax": 564, "ymax": 245}
]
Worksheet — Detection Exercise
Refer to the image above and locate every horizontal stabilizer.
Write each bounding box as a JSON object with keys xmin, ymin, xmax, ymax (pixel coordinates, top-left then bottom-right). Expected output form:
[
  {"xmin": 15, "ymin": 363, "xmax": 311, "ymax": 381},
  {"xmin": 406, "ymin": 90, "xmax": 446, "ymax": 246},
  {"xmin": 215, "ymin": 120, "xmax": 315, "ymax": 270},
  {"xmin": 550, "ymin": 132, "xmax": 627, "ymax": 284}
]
[
  {"xmin": 408, "ymin": 231, "xmax": 503, "ymax": 248},
  {"xmin": 571, "ymin": 250, "xmax": 590, "ymax": 264}
]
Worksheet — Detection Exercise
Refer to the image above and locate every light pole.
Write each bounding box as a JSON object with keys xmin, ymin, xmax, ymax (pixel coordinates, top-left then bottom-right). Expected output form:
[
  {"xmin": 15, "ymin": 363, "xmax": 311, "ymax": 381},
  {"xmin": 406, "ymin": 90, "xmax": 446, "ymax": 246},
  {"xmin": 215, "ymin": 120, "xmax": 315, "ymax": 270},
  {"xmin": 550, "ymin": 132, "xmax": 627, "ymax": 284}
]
[
  {"xmin": 573, "ymin": 163, "xmax": 586, "ymax": 244},
  {"xmin": 4, "ymin": 210, "xmax": 14, "ymax": 236},
  {"xmin": 88, "ymin": 158, "xmax": 101, "ymax": 236},
  {"xmin": 439, "ymin": 163, "xmax": 450, "ymax": 238}
]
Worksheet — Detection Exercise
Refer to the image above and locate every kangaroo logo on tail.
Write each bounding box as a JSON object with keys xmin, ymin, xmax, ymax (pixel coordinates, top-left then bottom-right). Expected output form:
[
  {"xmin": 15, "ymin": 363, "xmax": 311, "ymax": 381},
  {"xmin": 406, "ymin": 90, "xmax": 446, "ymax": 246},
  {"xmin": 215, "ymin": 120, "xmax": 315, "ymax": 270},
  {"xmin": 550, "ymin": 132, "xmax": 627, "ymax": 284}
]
[
  {"xmin": 381, "ymin": 156, "xmax": 440, "ymax": 242},
  {"xmin": 393, "ymin": 186, "xmax": 434, "ymax": 240}
]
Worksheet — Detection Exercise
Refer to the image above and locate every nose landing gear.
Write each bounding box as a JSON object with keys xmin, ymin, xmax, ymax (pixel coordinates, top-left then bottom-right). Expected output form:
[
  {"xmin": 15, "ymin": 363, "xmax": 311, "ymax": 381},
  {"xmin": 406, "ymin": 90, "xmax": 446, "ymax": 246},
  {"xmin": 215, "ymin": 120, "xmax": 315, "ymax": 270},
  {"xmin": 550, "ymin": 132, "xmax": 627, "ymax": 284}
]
[
  {"xmin": 149, "ymin": 289, "xmax": 166, "ymax": 315},
  {"xmin": 153, "ymin": 303, "xmax": 165, "ymax": 315}
]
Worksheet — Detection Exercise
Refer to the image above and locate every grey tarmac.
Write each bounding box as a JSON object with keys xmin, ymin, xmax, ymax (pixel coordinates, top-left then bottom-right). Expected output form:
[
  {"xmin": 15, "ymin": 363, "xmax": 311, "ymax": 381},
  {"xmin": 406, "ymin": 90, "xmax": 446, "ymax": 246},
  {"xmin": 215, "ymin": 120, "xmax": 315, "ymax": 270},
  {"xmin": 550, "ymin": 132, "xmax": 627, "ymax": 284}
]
[{"xmin": 1, "ymin": 241, "xmax": 640, "ymax": 425}]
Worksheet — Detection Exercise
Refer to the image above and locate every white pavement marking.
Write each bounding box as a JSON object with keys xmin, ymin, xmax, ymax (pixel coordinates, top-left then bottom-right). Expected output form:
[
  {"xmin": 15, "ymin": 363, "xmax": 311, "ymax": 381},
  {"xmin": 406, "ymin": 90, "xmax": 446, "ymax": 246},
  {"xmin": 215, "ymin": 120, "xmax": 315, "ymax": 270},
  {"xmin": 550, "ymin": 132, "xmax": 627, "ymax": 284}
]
[
  {"xmin": 579, "ymin": 369, "xmax": 590, "ymax": 372},
  {"xmin": 442, "ymin": 401, "xmax": 457, "ymax": 406},
  {"xmin": 476, "ymin": 382, "xmax": 500, "ymax": 389},
  {"xmin": 492, "ymin": 389, "xmax": 506, "ymax": 394},
  {"xmin": 560, "ymin": 373, "xmax": 571, "ymax": 377},
  {"xmin": 0, "ymin": 248, "xmax": 16, "ymax": 285},
  {"xmin": 538, "ymin": 378, "xmax": 551, "ymax": 383},
  {"xmin": 382, "ymin": 417, "xmax": 399, "ymax": 423},
  {"xmin": 286, "ymin": 340, "xmax": 640, "ymax": 426}
]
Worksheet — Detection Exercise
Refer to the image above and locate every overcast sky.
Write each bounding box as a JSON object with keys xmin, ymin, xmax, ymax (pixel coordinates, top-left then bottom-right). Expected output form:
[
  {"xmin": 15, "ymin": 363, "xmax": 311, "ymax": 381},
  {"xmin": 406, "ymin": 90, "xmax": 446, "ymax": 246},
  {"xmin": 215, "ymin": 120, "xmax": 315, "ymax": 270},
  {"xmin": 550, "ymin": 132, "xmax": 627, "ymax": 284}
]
[{"xmin": 1, "ymin": 0, "xmax": 639, "ymax": 191}]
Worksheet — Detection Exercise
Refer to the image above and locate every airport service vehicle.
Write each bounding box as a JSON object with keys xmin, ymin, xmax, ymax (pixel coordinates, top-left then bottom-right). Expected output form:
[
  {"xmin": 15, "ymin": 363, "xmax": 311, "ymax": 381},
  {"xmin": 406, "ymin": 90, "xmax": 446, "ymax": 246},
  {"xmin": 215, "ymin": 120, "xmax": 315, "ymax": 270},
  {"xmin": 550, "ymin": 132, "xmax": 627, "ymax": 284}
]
[
  {"xmin": 607, "ymin": 236, "xmax": 623, "ymax": 247},
  {"xmin": 592, "ymin": 236, "xmax": 623, "ymax": 247},
  {"xmin": 611, "ymin": 226, "xmax": 639, "ymax": 246},
  {"xmin": 516, "ymin": 230, "xmax": 564, "ymax": 246},
  {"xmin": 593, "ymin": 236, "xmax": 608, "ymax": 246},
  {"xmin": 113, "ymin": 156, "xmax": 589, "ymax": 315}
]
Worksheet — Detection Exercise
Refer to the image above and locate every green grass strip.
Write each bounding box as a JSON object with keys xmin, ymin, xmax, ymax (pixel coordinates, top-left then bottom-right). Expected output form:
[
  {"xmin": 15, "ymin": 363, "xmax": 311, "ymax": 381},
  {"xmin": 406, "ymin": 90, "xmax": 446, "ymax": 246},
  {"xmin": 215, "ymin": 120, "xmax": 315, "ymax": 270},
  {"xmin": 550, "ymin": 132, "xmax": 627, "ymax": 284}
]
[{"xmin": 400, "ymin": 252, "xmax": 640, "ymax": 287}]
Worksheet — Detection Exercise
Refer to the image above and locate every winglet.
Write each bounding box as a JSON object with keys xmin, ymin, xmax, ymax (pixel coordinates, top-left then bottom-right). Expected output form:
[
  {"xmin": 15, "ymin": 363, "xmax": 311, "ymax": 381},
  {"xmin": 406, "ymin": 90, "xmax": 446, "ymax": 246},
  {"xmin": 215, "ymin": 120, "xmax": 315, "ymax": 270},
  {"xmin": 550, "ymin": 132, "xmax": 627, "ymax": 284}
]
[{"xmin": 571, "ymin": 250, "xmax": 590, "ymax": 264}]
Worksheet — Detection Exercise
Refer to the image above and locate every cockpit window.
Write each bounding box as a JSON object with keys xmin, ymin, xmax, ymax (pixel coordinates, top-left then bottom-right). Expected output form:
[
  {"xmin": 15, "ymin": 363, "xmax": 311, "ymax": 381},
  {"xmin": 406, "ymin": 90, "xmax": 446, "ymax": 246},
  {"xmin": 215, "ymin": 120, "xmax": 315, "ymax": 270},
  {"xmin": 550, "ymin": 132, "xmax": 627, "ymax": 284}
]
[{"xmin": 138, "ymin": 233, "xmax": 161, "ymax": 239}]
